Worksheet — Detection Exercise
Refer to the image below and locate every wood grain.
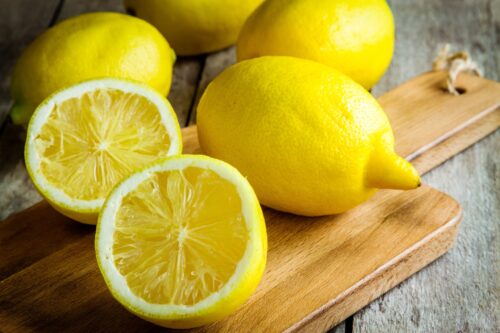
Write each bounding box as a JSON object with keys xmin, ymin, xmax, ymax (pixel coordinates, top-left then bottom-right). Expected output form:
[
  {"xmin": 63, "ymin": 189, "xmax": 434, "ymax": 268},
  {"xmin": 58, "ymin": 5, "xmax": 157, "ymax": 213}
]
[
  {"xmin": 0, "ymin": 122, "xmax": 41, "ymax": 221},
  {"xmin": 57, "ymin": 0, "xmax": 124, "ymax": 19},
  {"xmin": 1, "ymin": 71, "xmax": 499, "ymax": 332},
  {"xmin": 354, "ymin": 1, "xmax": 499, "ymax": 331},
  {"xmin": 0, "ymin": 1, "xmax": 498, "ymax": 332},
  {"xmin": 372, "ymin": 0, "xmax": 499, "ymax": 98},
  {"xmin": 0, "ymin": 0, "xmax": 63, "ymax": 219},
  {"xmin": 380, "ymin": 71, "xmax": 500, "ymax": 160},
  {"xmin": 0, "ymin": 0, "xmax": 76, "ymax": 220},
  {"xmin": 410, "ymin": 110, "xmax": 499, "ymax": 175},
  {"xmin": 354, "ymin": 131, "xmax": 499, "ymax": 333},
  {"xmin": 0, "ymin": 170, "xmax": 461, "ymax": 333},
  {"xmin": 0, "ymin": 0, "xmax": 62, "ymax": 125},
  {"xmin": 169, "ymin": 57, "xmax": 205, "ymax": 126},
  {"xmin": 0, "ymin": 201, "xmax": 93, "ymax": 281},
  {"xmin": 188, "ymin": 47, "xmax": 236, "ymax": 124}
]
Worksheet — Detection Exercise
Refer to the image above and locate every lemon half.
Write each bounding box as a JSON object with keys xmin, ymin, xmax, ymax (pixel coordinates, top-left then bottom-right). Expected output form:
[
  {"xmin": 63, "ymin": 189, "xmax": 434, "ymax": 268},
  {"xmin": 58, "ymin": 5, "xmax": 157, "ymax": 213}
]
[
  {"xmin": 25, "ymin": 78, "xmax": 182, "ymax": 224},
  {"xmin": 95, "ymin": 155, "xmax": 267, "ymax": 328}
]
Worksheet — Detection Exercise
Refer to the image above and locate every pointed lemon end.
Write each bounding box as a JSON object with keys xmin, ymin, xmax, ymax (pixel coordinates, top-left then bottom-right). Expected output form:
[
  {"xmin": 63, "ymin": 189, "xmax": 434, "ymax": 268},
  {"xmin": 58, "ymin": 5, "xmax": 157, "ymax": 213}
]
[{"xmin": 366, "ymin": 148, "xmax": 421, "ymax": 190}]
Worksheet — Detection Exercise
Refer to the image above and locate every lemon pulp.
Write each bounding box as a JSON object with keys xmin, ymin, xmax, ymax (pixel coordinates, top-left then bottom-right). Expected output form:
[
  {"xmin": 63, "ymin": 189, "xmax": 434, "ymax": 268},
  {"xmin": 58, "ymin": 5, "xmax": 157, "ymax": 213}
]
[
  {"xmin": 112, "ymin": 167, "xmax": 248, "ymax": 305},
  {"xmin": 35, "ymin": 89, "xmax": 172, "ymax": 201}
]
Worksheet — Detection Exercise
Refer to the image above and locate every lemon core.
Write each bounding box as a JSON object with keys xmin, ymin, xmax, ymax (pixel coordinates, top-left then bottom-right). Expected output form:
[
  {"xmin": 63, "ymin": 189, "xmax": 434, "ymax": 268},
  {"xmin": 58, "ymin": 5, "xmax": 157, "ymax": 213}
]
[
  {"xmin": 35, "ymin": 88, "xmax": 173, "ymax": 201},
  {"xmin": 113, "ymin": 167, "xmax": 248, "ymax": 305}
]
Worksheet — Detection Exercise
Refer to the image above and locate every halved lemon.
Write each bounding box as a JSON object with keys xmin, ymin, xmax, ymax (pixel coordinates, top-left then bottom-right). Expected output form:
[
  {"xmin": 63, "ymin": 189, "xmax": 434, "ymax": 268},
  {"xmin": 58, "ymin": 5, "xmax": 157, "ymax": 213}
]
[
  {"xmin": 25, "ymin": 78, "xmax": 182, "ymax": 224},
  {"xmin": 95, "ymin": 155, "xmax": 267, "ymax": 328}
]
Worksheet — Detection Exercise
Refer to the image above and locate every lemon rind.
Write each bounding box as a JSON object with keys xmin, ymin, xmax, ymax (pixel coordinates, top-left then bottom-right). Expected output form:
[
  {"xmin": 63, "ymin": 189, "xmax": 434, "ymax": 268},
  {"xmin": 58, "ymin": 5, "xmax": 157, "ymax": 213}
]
[
  {"xmin": 25, "ymin": 77, "xmax": 183, "ymax": 215},
  {"xmin": 95, "ymin": 155, "xmax": 266, "ymax": 322}
]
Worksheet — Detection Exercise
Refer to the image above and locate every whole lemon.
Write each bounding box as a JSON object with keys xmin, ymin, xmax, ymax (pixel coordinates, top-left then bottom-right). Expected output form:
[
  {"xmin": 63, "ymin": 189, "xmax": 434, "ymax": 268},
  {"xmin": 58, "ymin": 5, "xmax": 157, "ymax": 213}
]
[
  {"xmin": 197, "ymin": 57, "xmax": 419, "ymax": 216},
  {"xmin": 237, "ymin": 0, "xmax": 394, "ymax": 90},
  {"xmin": 10, "ymin": 12, "xmax": 175, "ymax": 126},
  {"xmin": 124, "ymin": 0, "xmax": 264, "ymax": 56}
]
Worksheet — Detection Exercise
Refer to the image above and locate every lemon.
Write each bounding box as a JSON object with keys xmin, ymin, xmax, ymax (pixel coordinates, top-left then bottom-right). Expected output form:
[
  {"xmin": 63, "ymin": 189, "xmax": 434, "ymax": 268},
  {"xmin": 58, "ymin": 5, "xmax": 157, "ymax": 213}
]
[
  {"xmin": 95, "ymin": 155, "xmax": 267, "ymax": 328},
  {"xmin": 25, "ymin": 78, "xmax": 182, "ymax": 224},
  {"xmin": 11, "ymin": 12, "xmax": 175, "ymax": 126},
  {"xmin": 237, "ymin": 0, "xmax": 394, "ymax": 89},
  {"xmin": 197, "ymin": 56, "xmax": 420, "ymax": 216},
  {"xmin": 124, "ymin": 0, "xmax": 264, "ymax": 56}
]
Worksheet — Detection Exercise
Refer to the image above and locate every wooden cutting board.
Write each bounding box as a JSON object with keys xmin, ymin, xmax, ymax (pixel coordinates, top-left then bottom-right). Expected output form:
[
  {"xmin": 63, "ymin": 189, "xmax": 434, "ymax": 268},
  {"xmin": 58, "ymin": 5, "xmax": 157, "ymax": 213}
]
[{"xmin": 0, "ymin": 71, "xmax": 499, "ymax": 332}]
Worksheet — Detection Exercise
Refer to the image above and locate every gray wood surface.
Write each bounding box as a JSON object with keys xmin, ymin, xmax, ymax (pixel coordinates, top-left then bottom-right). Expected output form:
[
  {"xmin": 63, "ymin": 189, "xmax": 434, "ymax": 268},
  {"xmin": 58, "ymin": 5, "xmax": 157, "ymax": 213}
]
[
  {"xmin": 189, "ymin": 47, "xmax": 236, "ymax": 124},
  {"xmin": 354, "ymin": 130, "xmax": 500, "ymax": 333},
  {"xmin": 0, "ymin": 0, "xmax": 127, "ymax": 220},
  {"xmin": 353, "ymin": 1, "xmax": 499, "ymax": 332},
  {"xmin": 0, "ymin": 0, "xmax": 203, "ymax": 219},
  {"xmin": 57, "ymin": 0, "xmax": 124, "ymax": 19},
  {"xmin": 0, "ymin": 0, "xmax": 62, "ymax": 125},
  {"xmin": 373, "ymin": 0, "xmax": 499, "ymax": 97},
  {"xmin": 0, "ymin": 0, "xmax": 498, "ymax": 332},
  {"xmin": 0, "ymin": 0, "xmax": 63, "ymax": 219}
]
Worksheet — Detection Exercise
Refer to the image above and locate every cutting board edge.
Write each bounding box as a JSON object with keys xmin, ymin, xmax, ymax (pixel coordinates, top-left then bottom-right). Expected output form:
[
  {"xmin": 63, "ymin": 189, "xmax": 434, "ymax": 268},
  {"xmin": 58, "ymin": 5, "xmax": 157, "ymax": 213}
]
[
  {"xmin": 405, "ymin": 103, "xmax": 499, "ymax": 161},
  {"xmin": 287, "ymin": 200, "xmax": 463, "ymax": 333}
]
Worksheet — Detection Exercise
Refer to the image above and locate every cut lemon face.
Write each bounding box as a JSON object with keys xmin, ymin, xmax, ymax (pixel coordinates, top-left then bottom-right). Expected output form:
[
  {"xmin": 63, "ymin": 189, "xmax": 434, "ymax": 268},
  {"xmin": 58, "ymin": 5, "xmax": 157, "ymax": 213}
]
[
  {"xmin": 96, "ymin": 155, "xmax": 267, "ymax": 328},
  {"xmin": 25, "ymin": 78, "xmax": 182, "ymax": 224}
]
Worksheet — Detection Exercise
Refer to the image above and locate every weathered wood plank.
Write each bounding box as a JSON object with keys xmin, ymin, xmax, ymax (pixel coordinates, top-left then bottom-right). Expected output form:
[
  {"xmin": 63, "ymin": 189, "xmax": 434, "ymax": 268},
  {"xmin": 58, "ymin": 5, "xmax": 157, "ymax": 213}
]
[
  {"xmin": 0, "ymin": 201, "xmax": 93, "ymax": 281},
  {"xmin": 353, "ymin": 0, "xmax": 499, "ymax": 331},
  {"xmin": 0, "ymin": 0, "xmax": 110, "ymax": 221},
  {"xmin": 57, "ymin": 0, "xmax": 124, "ymax": 19},
  {"xmin": 188, "ymin": 47, "xmax": 236, "ymax": 124},
  {"xmin": 0, "ymin": 123, "xmax": 40, "ymax": 220},
  {"xmin": 493, "ymin": 0, "xmax": 500, "ymax": 76},
  {"xmin": 0, "ymin": 175, "xmax": 462, "ymax": 332},
  {"xmin": 169, "ymin": 57, "xmax": 205, "ymax": 126},
  {"xmin": 0, "ymin": 0, "xmax": 62, "ymax": 220},
  {"xmin": 0, "ymin": 0, "xmax": 498, "ymax": 332},
  {"xmin": 0, "ymin": 0, "xmax": 62, "ymax": 125},
  {"xmin": 354, "ymin": 130, "xmax": 499, "ymax": 333},
  {"xmin": 328, "ymin": 322, "xmax": 345, "ymax": 333},
  {"xmin": 372, "ymin": 0, "xmax": 498, "ymax": 97}
]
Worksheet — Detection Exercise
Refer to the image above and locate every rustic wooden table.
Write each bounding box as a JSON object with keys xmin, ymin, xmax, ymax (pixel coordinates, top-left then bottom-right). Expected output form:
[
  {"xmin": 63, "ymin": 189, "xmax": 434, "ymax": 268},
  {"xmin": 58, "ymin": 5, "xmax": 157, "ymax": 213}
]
[{"xmin": 0, "ymin": 1, "xmax": 498, "ymax": 332}]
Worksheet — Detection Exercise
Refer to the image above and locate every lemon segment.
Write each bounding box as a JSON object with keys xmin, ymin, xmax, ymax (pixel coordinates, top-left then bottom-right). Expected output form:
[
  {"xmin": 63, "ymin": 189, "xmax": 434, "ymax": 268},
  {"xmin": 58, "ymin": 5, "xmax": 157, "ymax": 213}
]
[
  {"xmin": 96, "ymin": 155, "xmax": 267, "ymax": 328},
  {"xmin": 25, "ymin": 78, "xmax": 182, "ymax": 224},
  {"xmin": 114, "ymin": 168, "xmax": 248, "ymax": 305}
]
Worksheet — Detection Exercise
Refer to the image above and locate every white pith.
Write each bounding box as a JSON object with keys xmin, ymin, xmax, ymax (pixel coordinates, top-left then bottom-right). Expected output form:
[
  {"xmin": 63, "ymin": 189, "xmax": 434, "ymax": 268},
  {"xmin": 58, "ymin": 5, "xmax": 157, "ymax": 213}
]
[
  {"xmin": 96, "ymin": 156, "xmax": 263, "ymax": 318},
  {"xmin": 25, "ymin": 78, "xmax": 181, "ymax": 212}
]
